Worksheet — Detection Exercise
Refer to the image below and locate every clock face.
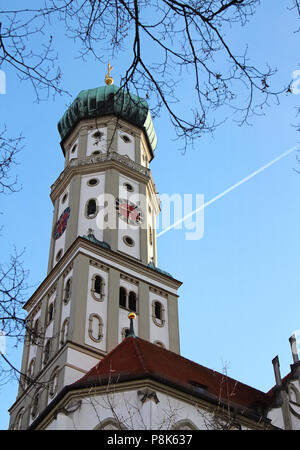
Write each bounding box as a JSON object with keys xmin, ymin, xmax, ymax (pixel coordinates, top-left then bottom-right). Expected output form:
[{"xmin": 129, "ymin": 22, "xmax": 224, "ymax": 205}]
[
  {"xmin": 53, "ymin": 207, "xmax": 71, "ymax": 239},
  {"xmin": 115, "ymin": 198, "xmax": 143, "ymax": 225}
]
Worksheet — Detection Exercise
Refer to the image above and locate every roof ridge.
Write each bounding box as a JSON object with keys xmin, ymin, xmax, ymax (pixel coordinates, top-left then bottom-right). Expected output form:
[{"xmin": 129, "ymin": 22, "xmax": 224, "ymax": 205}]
[{"xmin": 131, "ymin": 338, "xmax": 150, "ymax": 374}]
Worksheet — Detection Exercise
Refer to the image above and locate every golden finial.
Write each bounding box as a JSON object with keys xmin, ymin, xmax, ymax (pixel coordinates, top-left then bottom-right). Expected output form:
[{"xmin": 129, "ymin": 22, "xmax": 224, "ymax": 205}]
[
  {"xmin": 105, "ymin": 62, "xmax": 114, "ymax": 85},
  {"xmin": 127, "ymin": 312, "xmax": 136, "ymax": 338},
  {"xmin": 128, "ymin": 312, "xmax": 136, "ymax": 320}
]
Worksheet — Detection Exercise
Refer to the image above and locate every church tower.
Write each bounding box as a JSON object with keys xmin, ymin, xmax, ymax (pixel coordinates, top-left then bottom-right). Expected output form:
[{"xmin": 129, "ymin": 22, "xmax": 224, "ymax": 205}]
[{"xmin": 8, "ymin": 71, "xmax": 182, "ymax": 430}]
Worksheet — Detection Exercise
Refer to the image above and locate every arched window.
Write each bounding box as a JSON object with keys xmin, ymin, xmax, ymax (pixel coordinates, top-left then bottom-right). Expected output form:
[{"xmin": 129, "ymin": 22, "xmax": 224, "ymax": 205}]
[
  {"xmin": 28, "ymin": 358, "xmax": 36, "ymax": 379},
  {"xmin": 119, "ymin": 287, "xmax": 127, "ymax": 308},
  {"xmin": 43, "ymin": 339, "xmax": 51, "ymax": 365},
  {"xmin": 94, "ymin": 418, "xmax": 127, "ymax": 430},
  {"xmin": 49, "ymin": 368, "xmax": 59, "ymax": 398},
  {"xmin": 47, "ymin": 302, "xmax": 54, "ymax": 324},
  {"xmin": 88, "ymin": 314, "xmax": 103, "ymax": 342},
  {"xmin": 91, "ymin": 274, "xmax": 104, "ymax": 301},
  {"xmin": 152, "ymin": 300, "xmax": 165, "ymax": 327},
  {"xmin": 94, "ymin": 275, "xmax": 102, "ymax": 295},
  {"xmin": 31, "ymin": 392, "xmax": 39, "ymax": 419},
  {"xmin": 60, "ymin": 318, "xmax": 69, "ymax": 347},
  {"xmin": 119, "ymin": 287, "xmax": 138, "ymax": 312},
  {"xmin": 14, "ymin": 408, "xmax": 24, "ymax": 430},
  {"xmin": 128, "ymin": 291, "xmax": 137, "ymax": 312},
  {"xmin": 172, "ymin": 420, "xmax": 198, "ymax": 430},
  {"xmin": 86, "ymin": 199, "xmax": 97, "ymax": 218},
  {"xmin": 64, "ymin": 278, "xmax": 72, "ymax": 304},
  {"xmin": 154, "ymin": 301, "xmax": 162, "ymax": 320},
  {"xmin": 31, "ymin": 317, "xmax": 40, "ymax": 344}
]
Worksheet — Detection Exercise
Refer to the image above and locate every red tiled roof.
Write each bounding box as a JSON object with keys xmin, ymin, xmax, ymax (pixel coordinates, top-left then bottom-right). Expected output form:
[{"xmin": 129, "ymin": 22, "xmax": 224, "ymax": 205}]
[{"xmin": 73, "ymin": 337, "xmax": 272, "ymax": 412}]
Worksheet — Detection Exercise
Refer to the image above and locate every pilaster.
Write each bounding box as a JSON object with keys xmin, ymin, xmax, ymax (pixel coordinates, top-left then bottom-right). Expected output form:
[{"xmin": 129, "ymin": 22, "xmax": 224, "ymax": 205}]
[
  {"xmin": 107, "ymin": 121, "xmax": 118, "ymax": 153},
  {"xmin": 106, "ymin": 268, "xmax": 120, "ymax": 352},
  {"xmin": 138, "ymin": 282, "xmax": 150, "ymax": 341},
  {"xmin": 103, "ymin": 168, "xmax": 119, "ymax": 251},
  {"xmin": 68, "ymin": 253, "xmax": 89, "ymax": 344},
  {"xmin": 47, "ymin": 197, "xmax": 59, "ymax": 275},
  {"xmin": 167, "ymin": 294, "xmax": 180, "ymax": 354},
  {"xmin": 64, "ymin": 174, "xmax": 81, "ymax": 251},
  {"xmin": 78, "ymin": 126, "xmax": 88, "ymax": 158},
  {"xmin": 52, "ymin": 274, "xmax": 64, "ymax": 354}
]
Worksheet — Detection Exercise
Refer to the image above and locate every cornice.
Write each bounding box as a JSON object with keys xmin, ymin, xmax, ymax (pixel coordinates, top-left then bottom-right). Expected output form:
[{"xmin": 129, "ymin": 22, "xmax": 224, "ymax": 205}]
[
  {"xmin": 50, "ymin": 152, "xmax": 152, "ymax": 201},
  {"xmin": 23, "ymin": 236, "xmax": 182, "ymax": 314}
]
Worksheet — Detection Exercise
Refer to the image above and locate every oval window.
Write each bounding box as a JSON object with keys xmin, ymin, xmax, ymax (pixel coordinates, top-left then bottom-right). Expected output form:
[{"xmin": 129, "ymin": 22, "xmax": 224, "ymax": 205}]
[
  {"xmin": 121, "ymin": 134, "xmax": 131, "ymax": 144},
  {"xmin": 92, "ymin": 131, "xmax": 103, "ymax": 140},
  {"xmin": 87, "ymin": 178, "xmax": 99, "ymax": 187},
  {"xmin": 62, "ymin": 193, "xmax": 68, "ymax": 204},
  {"xmin": 71, "ymin": 144, "xmax": 77, "ymax": 154},
  {"xmin": 56, "ymin": 249, "xmax": 63, "ymax": 261},
  {"xmin": 123, "ymin": 236, "xmax": 135, "ymax": 247},
  {"xmin": 123, "ymin": 182, "xmax": 134, "ymax": 192}
]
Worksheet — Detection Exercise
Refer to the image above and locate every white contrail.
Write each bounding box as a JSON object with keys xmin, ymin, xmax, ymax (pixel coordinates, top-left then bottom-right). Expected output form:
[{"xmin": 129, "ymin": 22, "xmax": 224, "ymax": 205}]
[{"xmin": 157, "ymin": 144, "xmax": 299, "ymax": 238}]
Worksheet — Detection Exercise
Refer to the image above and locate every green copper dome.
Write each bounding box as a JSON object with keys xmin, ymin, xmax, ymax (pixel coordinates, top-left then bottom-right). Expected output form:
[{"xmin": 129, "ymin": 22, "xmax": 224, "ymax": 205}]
[{"xmin": 57, "ymin": 84, "xmax": 157, "ymax": 153}]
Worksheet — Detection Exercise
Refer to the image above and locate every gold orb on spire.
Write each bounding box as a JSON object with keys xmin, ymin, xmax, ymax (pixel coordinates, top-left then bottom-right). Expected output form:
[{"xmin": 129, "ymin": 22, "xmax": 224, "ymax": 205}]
[
  {"xmin": 105, "ymin": 62, "xmax": 114, "ymax": 85},
  {"xmin": 128, "ymin": 312, "xmax": 136, "ymax": 320}
]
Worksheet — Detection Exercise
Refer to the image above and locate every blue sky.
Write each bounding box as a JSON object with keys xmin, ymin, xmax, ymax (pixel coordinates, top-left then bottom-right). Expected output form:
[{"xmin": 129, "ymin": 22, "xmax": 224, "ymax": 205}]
[{"xmin": 1, "ymin": 1, "xmax": 300, "ymax": 429}]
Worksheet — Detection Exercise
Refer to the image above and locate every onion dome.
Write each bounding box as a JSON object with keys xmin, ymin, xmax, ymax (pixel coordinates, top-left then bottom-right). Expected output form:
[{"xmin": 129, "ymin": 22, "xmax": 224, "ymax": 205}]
[{"xmin": 57, "ymin": 84, "xmax": 157, "ymax": 154}]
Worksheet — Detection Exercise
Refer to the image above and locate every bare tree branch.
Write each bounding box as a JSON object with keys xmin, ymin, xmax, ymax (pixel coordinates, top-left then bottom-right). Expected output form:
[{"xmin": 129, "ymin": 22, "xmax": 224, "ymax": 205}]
[{"xmin": 1, "ymin": 1, "xmax": 298, "ymax": 148}]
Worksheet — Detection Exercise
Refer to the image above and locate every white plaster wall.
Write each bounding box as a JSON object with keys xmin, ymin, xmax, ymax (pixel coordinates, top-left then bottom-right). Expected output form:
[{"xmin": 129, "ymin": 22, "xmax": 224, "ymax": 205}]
[
  {"xmin": 118, "ymin": 175, "xmax": 141, "ymax": 260},
  {"xmin": 117, "ymin": 129, "xmax": 135, "ymax": 160},
  {"xmin": 86, "ymin": 127, "xmax": 107, "ymax": 156},
  {"xmin": 44, "ymin": 388, "xmax": 258, "ymax": 430},
  {"xmin": 267, "ymin": 407, "xmax": 284, "ymax": 429},
  {"xmin": 119, "ymin": 174, "xmax": 139, "ymax": 199},
  {"xmin": 149, "ymin": 291, "xmax": 169, "ymax": 349},
  {"xmin": 78, "ymin": 172, "xmax": 105, "ymax": 242},
  {"xmin": 63, "ymin": 347, "xmax": 100, "ymax": 385},
  {"xmin": 288, "ymin": 379, "xmax": 300, "ymax": 429},
  {"xmin": 53, "ymin": 185, "xmax": 70, "ymax": 267},
  {"xmin": 290, "ymin": 404, "xmax": 300, "ymax": 430},
  {"xmin": 84, "ymin": 265, "xmax": 108, "ymax": 352}
]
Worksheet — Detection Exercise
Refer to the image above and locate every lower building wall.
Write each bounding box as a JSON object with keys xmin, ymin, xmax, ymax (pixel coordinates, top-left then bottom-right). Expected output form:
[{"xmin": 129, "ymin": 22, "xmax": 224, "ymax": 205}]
[{"xmin": 40, "ymin": 387, "xmax": 264, "ymax": 431}]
